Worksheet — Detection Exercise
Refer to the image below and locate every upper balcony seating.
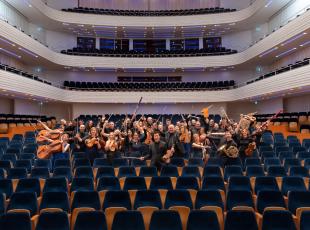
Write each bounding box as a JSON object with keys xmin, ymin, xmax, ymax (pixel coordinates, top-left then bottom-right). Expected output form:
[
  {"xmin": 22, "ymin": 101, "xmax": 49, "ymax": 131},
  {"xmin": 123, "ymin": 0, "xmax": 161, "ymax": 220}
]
[
  {"xmin": 0, "ymin": 63, "xmax": 51, "ymax": 86},
  {"xmin": 246, "ymin": 58, "xmax": 310, "ymax": 85},
  {"xmin": 60, "ymin": 47, "xmax": 238, "ymax": 58},
  {"xmin": 61, "ymin": 7, "xmax": 237, "ymax": 16},
  {"xmin": 63, "ymin": 80, "xmax": 235, "ymax": 91}
]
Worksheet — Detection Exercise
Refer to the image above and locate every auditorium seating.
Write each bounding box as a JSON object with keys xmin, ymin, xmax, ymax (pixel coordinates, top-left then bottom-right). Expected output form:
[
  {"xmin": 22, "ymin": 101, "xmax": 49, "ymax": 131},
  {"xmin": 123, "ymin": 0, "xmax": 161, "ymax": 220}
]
[
  {"xmin": 61, "ymin": 47, "xmax": 238, "ymax": 57},
  {"xmin": 63, "ymin": 80, "xmax": 235, "ymax": 91},
  {"xmin": 61, "ymin": 7, "xmax": 237, "ymax": 16},
  {"xmin": 0, "ymin": 128, "xmax": 309, "ymax": 229}
]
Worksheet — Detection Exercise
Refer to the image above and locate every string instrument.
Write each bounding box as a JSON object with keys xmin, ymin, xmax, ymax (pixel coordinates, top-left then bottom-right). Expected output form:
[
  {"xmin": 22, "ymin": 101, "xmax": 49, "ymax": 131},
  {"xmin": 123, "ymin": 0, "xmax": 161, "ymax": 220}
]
[
  {"xmin": 162, "ymin": 144, "xmax": 175, "ymax": 164},
  {"xmin": 244, "ymin": 110, "xmax": 283, "ymax": 157},
  {"xmin": 109, "ymin": 140, "xmax": 118, "ymax": 151},
  {"xmin": 86, "ymin": 137, "xmax": 102, "ymax": 148},
  {"xmin": 36, "ymin": 129, "xmax": 60, "ymax": 143},
  {"xmin": 37, "ymin": 140, "xmax": 62, "ymax": 159},
  {"xmin": 179, "ymin": 126, "xmax": 187, "ymax": 143},
  {"xmin": 144, "ymin": 127, "xmax": 153, "ymax": 145}
]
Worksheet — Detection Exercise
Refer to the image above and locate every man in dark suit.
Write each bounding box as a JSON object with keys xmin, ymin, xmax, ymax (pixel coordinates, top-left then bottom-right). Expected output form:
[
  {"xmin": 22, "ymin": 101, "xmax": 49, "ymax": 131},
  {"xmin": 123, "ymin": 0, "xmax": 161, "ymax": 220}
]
[
  {"xmin": 142, "ymin": 131, "xmax": 168, "ymax": 170},
  {"xmin": 165, "ymin": 124, "xmax": 184, "ymax": 158}
]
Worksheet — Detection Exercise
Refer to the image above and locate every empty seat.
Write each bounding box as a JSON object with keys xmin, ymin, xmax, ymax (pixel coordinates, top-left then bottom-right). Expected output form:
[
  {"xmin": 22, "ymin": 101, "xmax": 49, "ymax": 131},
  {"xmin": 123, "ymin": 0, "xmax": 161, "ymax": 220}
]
[
  {"xmin": 43, "ymin": 177, "xmax": 68, "ymax": 193},
  {"xmin": 73, "ymin": 211, "xmax": 107, "ymax": 230},
  {"xmin": 31, "ymin": 167, "xmax": 50, "ymax": 179},
  {"xmin": 170, "ymin": 158, "xmax": 185, "ymax": 167},
  {"xmin": 164, "ymin": 189, "xmax": 193, "ymax": 209},
  {"xmin": 39, "ymin": 191, "xmax": 70, "ymax": 212},
  {"xmin": 139, "ymin": 166, "xmax": 157, "ymax": 177},
  {"xmin": 267, "ymin": 166, "xmax": 287, "ymax": 177},
  {"xmin": 288, "ymin": 191, "xmax": 310, "ymax": 215},
  {"xmin": 0, "ymin": 212, "xmax": 32, "ymax": 230},
  {"xmin": 112, "ymin": 158, "xmax": 128, "ymax": 167},
  {"xmin": 53, "ymin": 167, "xmax": 72, "ymax": 181},
  {"xmin": 228, "ymin": 176, "xmax": 251, "ymax": 191},
  {"xmin": 118, "ymin": 166, "xmax": 136, "ymax": 178},
  {"xmin": 54, "ymin": 159, "xmax": 71, "ymax": 168},
  {"xmin": 188, "ymin": 158, "xmax": 204, "ymax": 167},
  {"xmin": 246, "ymin": 166, "xmax": 265, "ymax": 177},
  {"xmin": 160, "ymin": 165, "xmax": 179, "ymax": 177},
  {"xmin": 93, "ymin": 158, "xmax": 111, "ymax": 168},
  {"xmin": 262, "ymin": 210, "xmax": 296, "ymax": 230},
  {"xmin": 149, "ymin": 176, "xmax": 173, "ymax": 190},
  {"xmin": 134, "ymin": 190, "xmax": 162, "ymax": 209},
  {"xmin": 123, "ymin": 177, "xmax": 147, "ymax": 190},
  {"xmin": 7, "ymin": 167, "xmax": 27, "ymax": 179},
  {"xmin": 176, "ymin": 176, "xmax": 199, "ymax": 190},
  {"xmin": 15, "ymin": 160, "xmax": 32, "ymax": 173},
  {"xmin": 300, "ymin": 210, "xmax": 310, "ymax": 230},
  {"xmin": 7, "ymin": 192, "xmax": 38, "ymax": 216},
  {"xmin": 254, "ymin": 176, "xmax": 279, "ymax": 194},
  {"xmin": 34, "ymin": 159, "xmax": 52, "ymax": 171},
  {"xmin": 149, "ymin": 210, "xmax": 182, "ymax": 230},
  {"xmin": 74, "ymin": 166, "xmax": 94, "ymax": 178},
  {"xmin": 181, "ymin": 166, "xmax": 201, "ymax": 178},
  {"xmin": 224, "ymin": 210, "xmax": 258, "ymax": 230},
  {"xmin": 96, "ymin": 166, "xmax": 115, "ymax": 178},
  {"xmin": 71, "ymin": 191, "xmax": 101, "ymax": 212},
  {"xmin": 256, "ymin": 190, "xmax": 286, "ymax": 214},
  {"xmin": 245, "ymin": 158, "xmax": 261, "ymax": 167},
  {"xmin": 224, "ymin": 166, "xmax": 243, "ymax": 181},
  {"xmin": 70, "ymin": 177, "xmax": 94, "ymax": 193},
  {"xmin": 281, "ymin": 176, "xmax": 307, "ymax": 196},
  {"xmin": 284, "ymin": 158, "xmax": 301, "ymax": 172},
  {"xmin": 203, "ymin": 166, "xmax": 222, "ymax": 177},
  {"xmin": 112, "ymin": 210, "xmax": 145, "ymax": 230},
  {"xmin": 97, "ymin": 176, "xmax": 120, "ymax": 191},
  {"xmin": 35, "ymin": 211, "xmax": 69, "ymax": 230},
  {"xmin": 202, "ymin": 176, "xmax": 225, "ymax": 191},
  {"xmin": 226, "ymin": 190, "xmax": 254, "ymax": 211},
  {"xmin": 103, "ymin": 191, "xmax": 131, "ymax": 210},
  {"xmin": 73, "ymin": 158, "xmax": 91, "ymax": 168},
  {"xmin": 15, "ymin": 178, "xmax": 41, "ymax": 196},
  {"xmin": 0, "ymin": 178, "xmax": 13, "ymax": 198},
  {"xmin": 195, "ymin": 190, "xmax": 224, "ymax": 210},
  {"xmin": 187, "ymin": 210, "xmax": 220, "ymax": 230}
]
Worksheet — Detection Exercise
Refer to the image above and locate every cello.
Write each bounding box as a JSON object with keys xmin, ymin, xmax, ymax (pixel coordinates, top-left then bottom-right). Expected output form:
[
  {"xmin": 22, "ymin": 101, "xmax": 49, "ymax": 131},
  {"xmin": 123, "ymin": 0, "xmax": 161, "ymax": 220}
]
[{"xmin": 37, "ymin": 140, "xmax": 62, "ymax": 159}]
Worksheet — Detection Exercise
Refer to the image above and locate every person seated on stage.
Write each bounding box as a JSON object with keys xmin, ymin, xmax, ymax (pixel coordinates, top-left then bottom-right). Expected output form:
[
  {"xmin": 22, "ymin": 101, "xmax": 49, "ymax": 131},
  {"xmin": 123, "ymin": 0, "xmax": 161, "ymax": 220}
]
[
  {"xmin": 74, "ymin": 124, "xmax": 87, "ymax": 151},
  {"xmin": 85, "ymin": 127, "xmax": 102, "ymax": 165},
  {"xmin": 218, "ymin": 131, "xmax": 239, "ymax": 167},
  {"xmin": 143, "ymin": 131, "xmax": 168, "ymax": 170},
  {"xmin": 165, "ymin": 124, "xmax": 184, "ymax": 158},
  {"xmin": 52, "ymin": 133, "xmax": 70, "ymax": 167},
  {"xmin": 104, "ymin": 131, "xmax": 119, "ymax": 163}
]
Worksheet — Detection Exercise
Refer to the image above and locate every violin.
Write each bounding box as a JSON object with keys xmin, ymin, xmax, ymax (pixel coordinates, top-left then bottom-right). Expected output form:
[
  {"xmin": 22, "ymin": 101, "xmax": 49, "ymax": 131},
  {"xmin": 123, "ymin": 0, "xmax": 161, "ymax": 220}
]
[
  {"xmin": 179, "ymin": 126, "xmax": 187, "ymax": 143},
  {"xmin": 245, "ymin": 142, "xmax": 256, "ymax": 157},
  {"xmin": 86, "ymin": 137, "xmax": 100, "ymax": 148},
  {"xmin": 144, "ymin": 128, "xmax": 153, "ymax": 145},
  {"xmin": 162, "ymin": 145, "xmax": 175, "ymax": 164},
  {"xmin": 109, "ymin": 140, "xmax": 118, "ymax": 151},
  {"xmin": 37, "ymin": 140, "xmax": 62, "ymax": 159}
]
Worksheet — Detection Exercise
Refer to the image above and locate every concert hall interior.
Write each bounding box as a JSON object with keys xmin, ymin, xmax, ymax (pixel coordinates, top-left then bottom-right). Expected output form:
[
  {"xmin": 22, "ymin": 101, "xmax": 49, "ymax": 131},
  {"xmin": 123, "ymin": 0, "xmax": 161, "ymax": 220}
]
[{"xmin": 0, "ymin": 0, "xmax": 310, "ymax": 230}]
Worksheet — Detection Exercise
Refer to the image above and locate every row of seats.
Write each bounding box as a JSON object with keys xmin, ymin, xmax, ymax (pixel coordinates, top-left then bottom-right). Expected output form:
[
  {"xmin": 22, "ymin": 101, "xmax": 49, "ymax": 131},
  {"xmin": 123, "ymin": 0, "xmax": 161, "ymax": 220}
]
[
  {"xmin": 247, "ymin": 58, "xmax": 309, "ymax": 85},
  {"xmin": 63, "ymin": 80, "xmax": 235, "ymax": 91},
  {"xmin": 2, "ymin": 209, "xmax": 305, "ymax": 230},
  {"xmin": 1, "ymin": 177, "xmax": 310, "ymax": 214},
  {"xmin": 62, "ymin": 6, "xmax": 237, "ymax": 16},
  {"xmin": 0, "ymin": 63, "xmax": 52, "ymax": 86},
  {"xmin": 61, "ymin": 47, "xmax": 238, "ymax": 57}
]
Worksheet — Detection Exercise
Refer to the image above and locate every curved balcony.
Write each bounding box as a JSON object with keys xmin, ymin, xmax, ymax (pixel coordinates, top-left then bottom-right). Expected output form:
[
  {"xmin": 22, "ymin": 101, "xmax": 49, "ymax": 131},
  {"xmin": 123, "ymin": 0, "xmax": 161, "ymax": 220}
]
[
  {"xmin": 0, "ymin": 63, "xmax": 309, "ymax": 103},
  {"xmin": 6, "ymin": 0, "xmax": 290, "ymax": 27}
]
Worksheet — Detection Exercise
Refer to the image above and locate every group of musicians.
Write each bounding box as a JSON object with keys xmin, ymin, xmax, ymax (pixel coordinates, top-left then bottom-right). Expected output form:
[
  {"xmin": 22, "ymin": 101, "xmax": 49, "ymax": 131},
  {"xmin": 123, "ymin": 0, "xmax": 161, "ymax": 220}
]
[{"xmin": 36, "ymin": 111, "xmax": 270, "ymax": 170}]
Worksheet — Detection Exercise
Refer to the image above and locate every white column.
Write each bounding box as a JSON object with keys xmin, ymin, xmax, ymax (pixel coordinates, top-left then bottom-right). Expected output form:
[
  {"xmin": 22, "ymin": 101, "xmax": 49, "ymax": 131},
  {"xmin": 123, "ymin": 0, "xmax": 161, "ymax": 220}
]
[
  {"xmin": 95, "ymin": 37, "xmax": 100, "ymax": 49},
  {"xmin": 199, "ymin": 37, "xmax": 204, "ymax": 49},
  {"xmin": 166, "ymin": 39, "xmax": 170, "ymax": 50},
  {"xmin": 129, "ymin": 39, "xmax": 134, "ymax": 50}
]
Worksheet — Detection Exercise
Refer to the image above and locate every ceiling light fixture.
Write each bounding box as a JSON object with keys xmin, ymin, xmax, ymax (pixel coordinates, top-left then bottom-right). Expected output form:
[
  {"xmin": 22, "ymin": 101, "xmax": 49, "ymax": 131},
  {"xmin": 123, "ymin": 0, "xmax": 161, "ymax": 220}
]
[
  {"xmin": 18, "ymin": 47, "xmax": 38, "ymax": 58},
  {"xmin": 280, "ymin": 32, "xmax": 307, "ymax": 46},
  {"xmin": 0, "ymin": 47, "xmax": 21, "ymax": 58},
  {"xmin": 300, "ymin": 40, "xmax": 310, "ymax": 47},
  {"xmin": 259, "ymin": 46, "xmax": 278, "ymax": 58},
  {"xmin": 275, "ymin": 47, "xmax": 297, "ymax": 58}
]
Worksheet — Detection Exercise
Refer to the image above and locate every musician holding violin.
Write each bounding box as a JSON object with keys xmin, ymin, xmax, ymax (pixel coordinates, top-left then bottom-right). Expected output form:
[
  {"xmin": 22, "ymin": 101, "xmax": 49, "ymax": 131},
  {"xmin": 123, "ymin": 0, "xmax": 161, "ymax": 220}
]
[
  {"xmin": 85, "ymin": 127, "xmax": 102, "ymax": 165},
  {"xmin": 237, "ymin": 129, "xmax": 256, "ymax": 164},
  {"xmin": 104, "ymin": 131, "xmax": 119, "ymax": 164}
]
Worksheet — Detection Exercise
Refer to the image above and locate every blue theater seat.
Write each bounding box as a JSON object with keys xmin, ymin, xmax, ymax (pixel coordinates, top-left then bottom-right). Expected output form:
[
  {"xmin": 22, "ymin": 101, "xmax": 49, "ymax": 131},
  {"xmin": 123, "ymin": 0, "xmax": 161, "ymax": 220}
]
[
  {"xmin": 181, "ymin": 166, "xmax": 201, "ymax": 178},
  {"xmin": 188, "ymin": 158, "xmax": 204, "ymax": 167},
  {"xmin": 70, "ymin": 177, "xmax": 94, "ymax": 193},
  {"xmin": 53, "ymin": 167, "xmax": 72, "ymax": 182},
  {"xmin": 227, "ymin": 176, "xmax": 251, "ymax": 191},
  {"xmin": 7, "ymin": 192, "xmax": 38, "ymax": 216},
  {"xmin": 224, "ymin": 166, "xmax": 243, "ymax": 181},
  {"xmin": 289, "ymin": 166, "xmax": 309, "ymax": 177},
  {"xmin": 262, "ymin": 210, "xmax": 296, "ymax": 230},
  {"xmin": 175, "ymin": 176, "xmax": 199, "ymax": 190},
  {"xmin": 149, "ymin": 176, "xmax": 173, "ymax": 190},
  {"xmin": 160, "ymin": 165, "xmax": 179, "ymax": 177},
  {"xmin": 254, "ymin": 176, "xmax": 279, "ymax": 194},
  {"xmin": 7, "ymin": 167, "xmax": 27, "ymax": 179},
  {"xmin": 102, "ymin": 191, "xmax": 131, "ymax": 210},
  {"xmin": 226, "ymin": 190, "xmax": 254, "ymax": 211},
  {"xmin": 256, "ymin": 190, "xmax": 286, "ymax": 214},
  {"xmin": 35, "ymin": 211, "xmax": 69, "ymax": 230},
  {"xmin": 97, "ymin": 176, "xmax": 120, "ymax": 191},
  {"xmin": 43, "ymin": 177, "xmax": 68, "ymax": 193},
  {"xmin": 195, "ymin": 190, "xmax": 224, "ymax": 210},
  {"xmin": 170, "ymin": 157, "xmax": 185, "ymax": 167},
  {"xmin": 224, "ymin": 210, "xmax": 258, "ymax": 230},
  {"xmin": 149, "ymin": 210, "xmax": 182, "ymax": 230},
  {"xmin": 281, "ymin": 176, "xmax": 307, "ymax": 196},
  {"xmin": 123, "ymin": 177, "xmax": 147, "ymax": 190},
  {"xmin": 267, "ymin": 166, "xmax": 287, "ymax": 177},
  {"xmin": 31, "ymin": 167, "xmax": 50, "ymax": 179},
  {"xmin": 0, "ymin": 212, "xmax": 32, "ymax": 230},
  {"xmin": 15, "ymin": 178, "xmax": 41, "ymax": 196},
  {"xmin": 164, "ymin": 189, "xmax": 193, "ymax": 209},
  {"xmin": 73, "ymin": 158, "xmax": 91, "ymax": 168},
  {"xmin": 112, "ymin": 158, "xmax": 128, "ymax": 167},
  {"xmin": 71, "ymin": 191, "xmax": 101, "ymax": 212},
  {"xmin": 111, "ymin": 211, "xmax": 145, "ymax": 230},
  {"xmin": 34, "ymin": 159, "xmax": 52, "ymax": 171},
  {"xmin": 15, "ymin": 160, "xmax": 32, "ymax": 173},
  {"xmin": 202, "ymin": 176, "xmax": 225, "ymax": 191},
  {"xmin": 133, "ymin": 190, "xmax": 162, "ymax": 209},
  {"xmin": 288, "ymin": 191, "xmax": 310, "ymax": 215},
  {"xmin": 0, "ymin": 178, "xmax": 13, "ymax": 198},
  {"xmin": 118, "ymin": 166, "xmax": 136, "ymax": 178},
  {"xmin": 93, "ymin": 158, "xmax": 111, "ymax": 168},
  {"xmin": 39, "ymin": 191, "xmax": 69, "ymax": 212},
  {"xmin": 139, "ymin": 166, "xmax": 157, "ymax": 177},
  {"xmin": 54, "ymin": 159, "xmax": 71, "ymax": 168},
  {"xmin": 187, "ymin": 210, "xmax": 220, "ymax": 230},
  {"xmin": 203, "ymin": 166, "xmax": 222, "ymax": 177},
  {"xmin": 0, "ymin": 193, "xmax": 4, "ymax": 215},
  {"xmin": 74, "ymin": 166, "xmax": 94, "ymax": 179},
  {"xmin": 300, "ymin": 210, "xmax": 310, "ymax": 230},
  {"xmin": 95, "ymin": 166, "xmax": 115, "ymax": 179},
  {"xmin": 73, "ymin": 211, "xmax": 107, "ymax": 230}
]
